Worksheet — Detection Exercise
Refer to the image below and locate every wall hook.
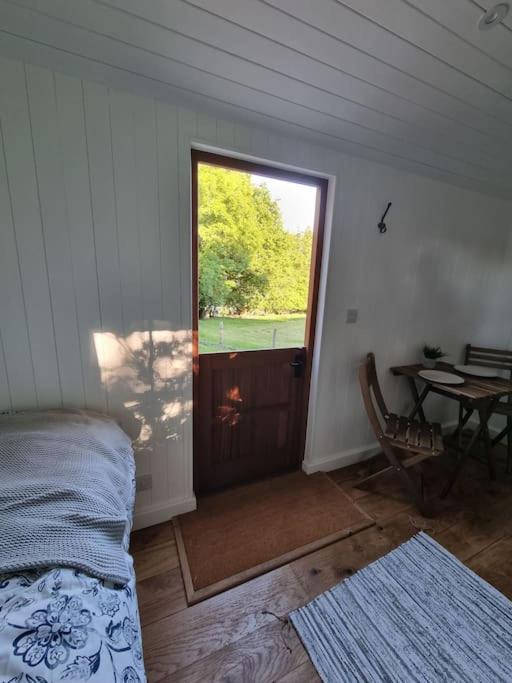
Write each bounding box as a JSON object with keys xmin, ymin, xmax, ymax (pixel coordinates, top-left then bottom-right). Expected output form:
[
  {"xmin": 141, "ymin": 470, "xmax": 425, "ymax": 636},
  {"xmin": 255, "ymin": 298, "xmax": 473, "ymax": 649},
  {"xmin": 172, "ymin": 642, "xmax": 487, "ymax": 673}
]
[{"xmin": 378, "ymin": 202, "xmax": 392, "ymax": 234}]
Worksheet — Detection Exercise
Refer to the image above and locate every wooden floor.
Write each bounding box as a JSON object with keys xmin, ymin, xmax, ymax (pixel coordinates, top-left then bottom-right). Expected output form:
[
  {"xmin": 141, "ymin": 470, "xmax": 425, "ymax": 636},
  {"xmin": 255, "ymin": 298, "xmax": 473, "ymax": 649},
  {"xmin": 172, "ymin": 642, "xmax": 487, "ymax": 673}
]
[{"xmin": 131, "ymin": 445, "xmax": 512, "ymax": 682}]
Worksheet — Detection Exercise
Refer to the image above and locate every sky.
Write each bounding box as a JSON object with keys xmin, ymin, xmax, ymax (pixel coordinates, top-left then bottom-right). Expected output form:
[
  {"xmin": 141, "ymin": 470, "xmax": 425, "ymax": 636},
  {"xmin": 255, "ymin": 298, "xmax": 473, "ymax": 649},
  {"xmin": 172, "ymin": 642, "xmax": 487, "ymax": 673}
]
[{"xmin": 251, "ymin": 174, "xmax": 317, "ymax": 234}]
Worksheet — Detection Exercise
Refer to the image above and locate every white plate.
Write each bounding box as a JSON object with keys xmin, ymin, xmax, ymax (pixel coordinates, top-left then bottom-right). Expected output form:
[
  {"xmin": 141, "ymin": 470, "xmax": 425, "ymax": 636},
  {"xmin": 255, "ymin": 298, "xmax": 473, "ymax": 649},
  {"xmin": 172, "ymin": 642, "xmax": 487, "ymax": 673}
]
[
  {"xmin": 453, "ymin": 364, "xmax": 498, "ymax": 378},
  {"xmin": 419, "ymin": 370, "xmax": 465, "ymax": 385}
]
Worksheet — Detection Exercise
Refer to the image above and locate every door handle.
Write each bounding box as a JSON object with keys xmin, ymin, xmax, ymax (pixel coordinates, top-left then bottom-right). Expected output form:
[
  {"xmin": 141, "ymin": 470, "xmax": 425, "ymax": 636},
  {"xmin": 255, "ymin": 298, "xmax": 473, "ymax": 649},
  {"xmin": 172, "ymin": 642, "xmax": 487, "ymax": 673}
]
[{"xmin": 290, "ymin": 357, "xmax": 304, "ymax": 378}]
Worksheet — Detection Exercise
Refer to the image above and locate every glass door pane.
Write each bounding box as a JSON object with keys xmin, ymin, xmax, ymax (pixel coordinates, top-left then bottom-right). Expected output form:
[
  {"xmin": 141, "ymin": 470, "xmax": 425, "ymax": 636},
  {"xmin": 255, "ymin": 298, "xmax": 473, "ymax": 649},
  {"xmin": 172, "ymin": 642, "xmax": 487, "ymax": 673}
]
[{"xmin": 197, "ymin": 162, "xmax": 318, "ymax": 354}]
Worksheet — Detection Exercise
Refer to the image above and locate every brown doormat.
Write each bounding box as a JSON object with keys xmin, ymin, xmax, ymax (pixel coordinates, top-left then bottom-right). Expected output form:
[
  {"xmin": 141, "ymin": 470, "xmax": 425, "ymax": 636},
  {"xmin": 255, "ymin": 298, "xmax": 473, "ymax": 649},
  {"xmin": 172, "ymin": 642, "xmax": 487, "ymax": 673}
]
[{"xmin": 174, "ymin": 471, "xmax": 374, "ymax": 604}]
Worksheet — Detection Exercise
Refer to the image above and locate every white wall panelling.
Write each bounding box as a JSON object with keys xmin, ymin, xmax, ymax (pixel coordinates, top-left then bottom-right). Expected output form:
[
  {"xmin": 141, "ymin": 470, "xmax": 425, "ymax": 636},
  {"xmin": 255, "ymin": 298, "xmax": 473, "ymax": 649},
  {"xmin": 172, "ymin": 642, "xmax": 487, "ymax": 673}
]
[
  {"xmin": 0, "ymin": 53, "xmax": 511, "ymax": 527},
  {"xmin": 2, "ymin": 0, "xmax": 512, "ymax": 196},
  {"xmin": 0, "ymin": 55, "xmax": 198, "ymax": 525}
]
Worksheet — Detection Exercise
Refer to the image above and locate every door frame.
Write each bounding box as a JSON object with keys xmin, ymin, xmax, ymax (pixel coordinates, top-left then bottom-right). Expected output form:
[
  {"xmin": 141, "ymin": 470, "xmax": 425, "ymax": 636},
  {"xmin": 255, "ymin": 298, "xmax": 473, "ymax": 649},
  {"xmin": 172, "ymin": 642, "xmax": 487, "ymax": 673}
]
[{"xmin": 191, "ymin": 149, "xmax": 329, "ymax": 490}]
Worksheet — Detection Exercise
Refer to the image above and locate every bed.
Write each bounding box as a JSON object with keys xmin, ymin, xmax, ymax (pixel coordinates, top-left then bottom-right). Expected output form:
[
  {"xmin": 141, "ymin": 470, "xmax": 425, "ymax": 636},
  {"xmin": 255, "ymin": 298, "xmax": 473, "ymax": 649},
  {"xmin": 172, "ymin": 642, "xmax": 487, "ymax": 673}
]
[{"xmin": 0, "ymin": 410, "xmax": 146, "ymax": 683}]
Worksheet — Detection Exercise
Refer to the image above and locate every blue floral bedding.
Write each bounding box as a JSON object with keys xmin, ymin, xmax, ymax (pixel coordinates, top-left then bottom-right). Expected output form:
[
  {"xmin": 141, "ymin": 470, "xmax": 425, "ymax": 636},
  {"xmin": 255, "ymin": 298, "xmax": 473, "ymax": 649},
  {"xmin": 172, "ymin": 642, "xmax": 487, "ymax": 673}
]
[
  {"xmin": 0, "ymin": 412, "xmax": 146, "ymax": 683},
  {"xmin": 0, "ymin": 555, "xmax": 145, "ymax": 683}
]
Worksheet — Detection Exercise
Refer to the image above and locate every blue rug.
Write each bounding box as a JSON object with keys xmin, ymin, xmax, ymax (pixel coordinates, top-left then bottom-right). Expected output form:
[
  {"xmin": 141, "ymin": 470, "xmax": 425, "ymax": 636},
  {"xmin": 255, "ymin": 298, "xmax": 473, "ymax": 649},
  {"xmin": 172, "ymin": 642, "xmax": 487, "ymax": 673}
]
[{"xmin": 290, "ymin": 532, "xmax": 512, "ymax": 682}]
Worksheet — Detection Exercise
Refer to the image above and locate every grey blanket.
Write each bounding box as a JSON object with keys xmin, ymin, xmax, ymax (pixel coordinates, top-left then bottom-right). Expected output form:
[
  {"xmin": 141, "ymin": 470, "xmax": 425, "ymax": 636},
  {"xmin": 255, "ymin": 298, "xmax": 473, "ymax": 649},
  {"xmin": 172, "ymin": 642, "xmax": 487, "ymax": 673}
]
[{"xmin": 0, "ymin": 410, "xmax": 134, "ymax": 584}]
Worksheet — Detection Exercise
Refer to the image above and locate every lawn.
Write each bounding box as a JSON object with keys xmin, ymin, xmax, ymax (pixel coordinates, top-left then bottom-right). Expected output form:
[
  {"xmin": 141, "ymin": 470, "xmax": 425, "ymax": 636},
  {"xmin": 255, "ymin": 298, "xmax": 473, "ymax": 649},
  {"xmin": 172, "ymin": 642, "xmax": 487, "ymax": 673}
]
[{"xmin": 199, "ymin": 314, "xmax": 306, "ymax": 353}]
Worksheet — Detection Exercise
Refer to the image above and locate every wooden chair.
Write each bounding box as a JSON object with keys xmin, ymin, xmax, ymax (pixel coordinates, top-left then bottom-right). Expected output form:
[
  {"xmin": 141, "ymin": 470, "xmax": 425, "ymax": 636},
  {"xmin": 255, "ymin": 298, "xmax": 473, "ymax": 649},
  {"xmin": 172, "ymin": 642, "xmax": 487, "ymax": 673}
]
[
  {"xmin": 462, "ymin": 345, "xmax": 512, "ymax": 472},
  {"xmin": 358, "ymin": 353, "xmax": 444, "ymax": 515}
]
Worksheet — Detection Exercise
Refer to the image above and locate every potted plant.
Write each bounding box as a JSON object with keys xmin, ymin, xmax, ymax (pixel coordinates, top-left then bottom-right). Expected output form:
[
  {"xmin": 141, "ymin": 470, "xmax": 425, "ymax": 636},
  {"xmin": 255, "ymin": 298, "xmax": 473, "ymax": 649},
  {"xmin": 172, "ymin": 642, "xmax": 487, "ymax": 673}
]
[{"xmin": 423, "ymin": 345, "xmax": 446, "ymax": 369}]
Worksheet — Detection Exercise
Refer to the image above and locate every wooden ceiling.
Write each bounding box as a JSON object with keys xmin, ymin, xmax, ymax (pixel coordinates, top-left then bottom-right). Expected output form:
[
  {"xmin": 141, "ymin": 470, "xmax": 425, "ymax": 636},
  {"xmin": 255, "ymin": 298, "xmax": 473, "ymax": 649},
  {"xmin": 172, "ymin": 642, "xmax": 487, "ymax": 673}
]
[{"xmin": 1, "ymin": 0, "xmax": 512, "ymax": 196}]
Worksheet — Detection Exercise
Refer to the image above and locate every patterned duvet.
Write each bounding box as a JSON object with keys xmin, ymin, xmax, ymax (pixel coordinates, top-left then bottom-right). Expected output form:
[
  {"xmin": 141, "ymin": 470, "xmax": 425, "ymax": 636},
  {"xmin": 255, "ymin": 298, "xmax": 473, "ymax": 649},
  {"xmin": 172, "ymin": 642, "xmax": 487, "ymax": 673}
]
[
  {"xmin": 0, "ymin": 411, "xmax": 146, "ymax": 683},
  {"xmin": 0, "ymin": 558, "xmax": 145, "ymax": 683}
]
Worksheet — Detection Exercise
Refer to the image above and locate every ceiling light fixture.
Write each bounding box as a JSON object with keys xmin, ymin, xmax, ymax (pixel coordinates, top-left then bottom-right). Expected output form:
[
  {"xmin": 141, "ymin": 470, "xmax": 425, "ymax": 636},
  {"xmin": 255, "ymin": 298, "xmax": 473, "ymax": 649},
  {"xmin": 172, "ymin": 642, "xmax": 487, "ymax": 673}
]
[{"xmin": 478, "ymin": 2, "xmax": 509, "ymax": 30}]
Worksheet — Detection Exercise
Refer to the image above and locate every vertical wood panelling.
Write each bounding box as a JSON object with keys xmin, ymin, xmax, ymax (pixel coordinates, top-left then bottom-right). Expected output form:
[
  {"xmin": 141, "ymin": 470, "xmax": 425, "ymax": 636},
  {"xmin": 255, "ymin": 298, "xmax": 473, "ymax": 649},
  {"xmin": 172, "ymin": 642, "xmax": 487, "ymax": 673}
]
[
  {"xmin": 234, "ymin": 123, "xmax": 255, "ymax": 156},
  {"xmin": 0, "ymin": 328, "xmax": 11, "ymax": 410},
  {"xmin": 26, "ymin": 64, "xmax": 85, "ymax": 407},
  {"xmin": 177, "ymin": 108, "xmax": 198, "ymax": 498},
  {"xmin": 154, "ymin": 101, "xmax": 180, "ymax": 506},
  {"xmin": 177, "ymin": 108, "xmax": 198, "ymax": 329},
  {"xmin": 134, "ymin": 97, "xmax": 162, "ymax": 323},
  {"xmin": 0, "ymin": 55, "xmax": 511, "ymax": 527},
  {"xmin": 110, "ymin": 90, "xmax": 143, "ymax": 329},
  {"xmin": 156, "ymin": 102, "xmax": 180, "ymax": 328},
  {"xmin": 82, "ymin": 81, "xmax": 123, "ymax": 334},
  {"xmin": 108, "ymin": 90, "xmax": 153, "ymax": 511},
  {"xmin": 0, "ymin": 120, "xmax": 36, "ymax": 408},
  {"xmin": 216, "ymin": 119, "xmax": 236, "ymax": 150},
  {"xmin": 196, "ymin": 112, "xmax": 217, "ymax": 144},
  {"xmin": 0, "ymin": 58, "xmax": 61, "ymax": 407},
  {"xmin": 54, "ymin": 72, "xmax": 106, "ymax": 411}
]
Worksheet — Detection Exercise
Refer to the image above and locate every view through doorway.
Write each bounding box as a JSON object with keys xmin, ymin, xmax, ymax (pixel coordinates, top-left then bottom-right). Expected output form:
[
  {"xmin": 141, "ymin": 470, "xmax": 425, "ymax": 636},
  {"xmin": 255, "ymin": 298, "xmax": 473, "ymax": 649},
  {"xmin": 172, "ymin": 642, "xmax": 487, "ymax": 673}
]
[{"xmin": 192, "ymin": 150, "xmax": 328, "ymax": 493}]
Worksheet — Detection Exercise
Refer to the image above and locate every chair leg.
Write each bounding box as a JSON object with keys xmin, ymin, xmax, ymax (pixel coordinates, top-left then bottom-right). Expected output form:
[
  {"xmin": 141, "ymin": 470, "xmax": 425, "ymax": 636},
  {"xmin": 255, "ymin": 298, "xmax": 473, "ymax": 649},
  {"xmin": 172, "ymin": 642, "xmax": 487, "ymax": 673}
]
[
  {"xmin": 508, "ymin": 417, "xmax": 512, "ymax": 474},
  {"xmin": 354, "ymin": 448, "xmax": 429, "ymax": 515},
  {"xmin": 354, "ymin": 464, "xmax": 394, "ymax": 490},
  {"xmin": 402, "ymin": 468, "xmax": 428, "ymax": 518},
  {"xmin": 383, "ymin": 446, "xmax": 429, "ymax": 517}
]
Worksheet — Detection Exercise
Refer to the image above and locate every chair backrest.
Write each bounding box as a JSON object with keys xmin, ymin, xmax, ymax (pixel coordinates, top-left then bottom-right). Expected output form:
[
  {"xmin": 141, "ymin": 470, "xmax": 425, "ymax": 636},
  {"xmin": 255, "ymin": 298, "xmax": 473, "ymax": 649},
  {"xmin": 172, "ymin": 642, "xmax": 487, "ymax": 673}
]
[
  {"xmin": 464, "ymin": 344, "xmax": 512, "ymax": 380},
  {"xmin": 358, "ymin": 352, "xmax": 389, "ymax": 439}
]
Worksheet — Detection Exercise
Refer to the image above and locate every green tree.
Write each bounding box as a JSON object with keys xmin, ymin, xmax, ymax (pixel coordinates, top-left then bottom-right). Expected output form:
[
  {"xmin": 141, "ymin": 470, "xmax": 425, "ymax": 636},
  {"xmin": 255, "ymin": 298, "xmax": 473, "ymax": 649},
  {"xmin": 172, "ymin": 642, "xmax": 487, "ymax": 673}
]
[
  {"xmin": 256, "ymin": 229, "xmax": 313, "ymax": 313},
  {"xmin": 198, "ymin": 165, "xmax": 313, "ymax": 316},
  {"xmin": 198, "ymin": 165, "xmax": 268, "ymax": 317}
]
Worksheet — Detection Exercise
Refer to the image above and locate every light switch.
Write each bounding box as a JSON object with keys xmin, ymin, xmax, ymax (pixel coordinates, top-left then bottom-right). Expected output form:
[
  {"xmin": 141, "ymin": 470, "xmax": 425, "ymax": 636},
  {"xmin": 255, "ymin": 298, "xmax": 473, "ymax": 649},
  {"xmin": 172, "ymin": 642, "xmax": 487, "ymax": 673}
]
[{"xmin": 346, "ymin": 308, "xmax": 358, "ymax": 324}]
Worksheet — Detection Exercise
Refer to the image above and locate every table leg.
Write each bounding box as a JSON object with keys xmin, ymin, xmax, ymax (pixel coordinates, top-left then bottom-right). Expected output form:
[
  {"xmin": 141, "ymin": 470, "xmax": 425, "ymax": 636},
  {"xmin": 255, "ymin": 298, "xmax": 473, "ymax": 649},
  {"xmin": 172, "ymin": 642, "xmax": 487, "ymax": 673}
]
[
  {"xmin": 441, "ymin": 425, "xmax": 482, "ymax": 498},
  {"xmin": 455, "ymin": 402, "xmax": 463, "ymax": 439},
  {"xmin": 491, "ymin": 423, "xmax": 512, "ymax": 447},
  {"xmin": 407, "ymin": 378, "xmax": 428, "ymax": 422},
  {"xmin": 480, "ymin": 404, "xmax": 497, "ymax": 481},
  {"xmin": 452, "ymin": 404, "xmax": 474, "ymax": 452},
  {"xmin": 441, "ymin": 398, "xmax": 496, "ymax": 498},
  {"xmin": 508, "ymin": 415, "xmax": 512, "ymax": 474},
  {"xmin": 485, "ymin": 430, "xmax": 496, "ymax": 480}
]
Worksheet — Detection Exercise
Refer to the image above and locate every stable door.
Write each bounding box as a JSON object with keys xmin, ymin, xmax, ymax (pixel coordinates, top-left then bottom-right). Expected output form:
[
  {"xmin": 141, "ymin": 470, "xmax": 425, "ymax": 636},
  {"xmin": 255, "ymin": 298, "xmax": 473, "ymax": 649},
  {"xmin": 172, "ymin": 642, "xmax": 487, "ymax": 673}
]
[{"xmin": 192, "ymin": 150, "xmax": 327, "ymax": 494}]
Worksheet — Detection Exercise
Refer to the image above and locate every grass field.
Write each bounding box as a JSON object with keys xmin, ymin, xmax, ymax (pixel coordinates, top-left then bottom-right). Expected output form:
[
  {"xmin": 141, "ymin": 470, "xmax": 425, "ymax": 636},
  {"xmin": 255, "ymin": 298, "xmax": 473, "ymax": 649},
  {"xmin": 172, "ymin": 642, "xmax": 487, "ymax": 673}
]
[{"xmin": 199, "ymin": 314, "xmax": 306, "ymax": 353}]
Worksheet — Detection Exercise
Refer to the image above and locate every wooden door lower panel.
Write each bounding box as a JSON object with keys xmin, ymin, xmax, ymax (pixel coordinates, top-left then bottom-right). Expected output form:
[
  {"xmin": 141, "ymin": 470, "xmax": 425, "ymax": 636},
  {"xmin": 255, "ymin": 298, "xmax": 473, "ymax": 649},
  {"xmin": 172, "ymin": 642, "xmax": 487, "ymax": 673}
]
[{"xmin": 196, "ymin": 348, "xmax": 305, "ymax": 493}]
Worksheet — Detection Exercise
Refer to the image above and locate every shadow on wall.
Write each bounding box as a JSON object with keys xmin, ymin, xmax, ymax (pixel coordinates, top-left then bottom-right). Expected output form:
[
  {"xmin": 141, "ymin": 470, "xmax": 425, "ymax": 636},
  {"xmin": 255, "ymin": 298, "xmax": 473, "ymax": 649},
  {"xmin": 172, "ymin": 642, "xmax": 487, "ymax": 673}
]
[{"xmin": 93, "ymin": 325, "xmax": 192, "ymax": 456}]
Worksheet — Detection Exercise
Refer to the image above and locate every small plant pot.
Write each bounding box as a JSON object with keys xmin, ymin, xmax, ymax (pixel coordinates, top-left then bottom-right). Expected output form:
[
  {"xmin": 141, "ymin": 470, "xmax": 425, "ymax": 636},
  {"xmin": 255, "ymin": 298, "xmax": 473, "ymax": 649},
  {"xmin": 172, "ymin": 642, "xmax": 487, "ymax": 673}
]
[{"xmin": 423, "ymin": 358, "xmax": 437, "ymax": 369}]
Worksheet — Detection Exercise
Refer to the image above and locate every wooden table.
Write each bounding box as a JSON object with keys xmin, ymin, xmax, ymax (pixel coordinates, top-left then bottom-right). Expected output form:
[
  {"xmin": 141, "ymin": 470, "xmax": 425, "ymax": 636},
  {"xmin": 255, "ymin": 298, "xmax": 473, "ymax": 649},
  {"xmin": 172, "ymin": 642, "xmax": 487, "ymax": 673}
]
[{"xmin": 390, "ymin": 363, "xmax": 512, "ymax": 497}]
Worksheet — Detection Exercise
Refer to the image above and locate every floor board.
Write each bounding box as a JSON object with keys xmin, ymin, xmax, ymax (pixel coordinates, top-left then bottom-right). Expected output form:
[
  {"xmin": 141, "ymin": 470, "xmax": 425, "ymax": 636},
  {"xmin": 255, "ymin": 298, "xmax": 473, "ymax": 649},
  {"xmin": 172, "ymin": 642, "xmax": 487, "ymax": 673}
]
[
  {"xmin": 141, "ymin": 564, "xmax": 307, "ymax": 682},
  {"xmin": 131, "ymin": 446, "xmax": 512, "ymax": 683},
  {"xmin": 163, "ymin": 620, "xmax": 308, "ymax": 683},
  {"xmin": 277, "ymin": 661, "xmax": 321, "ymax": 683},
  {"xmin": 133, "ymin": 540, "xmax": 179, "ymax": 581},
  {"xmin": 131, "ymin": 520, "xmax": 176, "ymax": 553},
  {"xmin": 289, "ymin": 525, "xmax": 393, "ymax": 599},
  {"xmin": 137, "ymin": 567, "xmax": 187, "ymax": 627},
  {"xmin": 467, "ymin": 535, "xmax": 512, "ymax": 599}
]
